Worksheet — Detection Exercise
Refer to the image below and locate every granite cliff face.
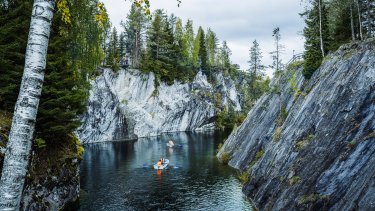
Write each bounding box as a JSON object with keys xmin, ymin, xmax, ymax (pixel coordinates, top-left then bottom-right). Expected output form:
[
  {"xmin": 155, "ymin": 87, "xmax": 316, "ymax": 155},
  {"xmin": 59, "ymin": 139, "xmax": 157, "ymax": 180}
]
[
  {"xmin": 218, "ymin": 40, "xmax": 375, "ymax": 210},
  {"xmin": 77, "ymin": 69, "xmax": 241, "ymax": 143}
]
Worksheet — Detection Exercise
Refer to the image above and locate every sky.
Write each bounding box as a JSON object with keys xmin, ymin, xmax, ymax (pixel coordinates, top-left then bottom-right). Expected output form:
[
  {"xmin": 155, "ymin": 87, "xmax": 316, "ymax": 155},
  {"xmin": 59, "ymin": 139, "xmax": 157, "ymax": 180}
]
[{"xmin": 101, "ymin": 0, "xmax": 306, "ymax": 76}]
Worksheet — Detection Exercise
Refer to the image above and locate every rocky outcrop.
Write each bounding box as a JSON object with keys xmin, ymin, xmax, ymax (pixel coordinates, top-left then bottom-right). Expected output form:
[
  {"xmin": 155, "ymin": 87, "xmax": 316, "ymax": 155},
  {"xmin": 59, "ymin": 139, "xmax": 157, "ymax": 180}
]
[
  {"xmin": 20, "ymin": 138, "xmax": 81, "ymax": 210},
  {"xmin": 77, "ymin": 69, "xmax": 241, "ymax": 144},
  {"xmin": 0, "ymin": 113, "xmax": 81, "ymax": 211},
  {"xmin": 218, "ymin": 40, "xmax": 375, "ymax": 210}
]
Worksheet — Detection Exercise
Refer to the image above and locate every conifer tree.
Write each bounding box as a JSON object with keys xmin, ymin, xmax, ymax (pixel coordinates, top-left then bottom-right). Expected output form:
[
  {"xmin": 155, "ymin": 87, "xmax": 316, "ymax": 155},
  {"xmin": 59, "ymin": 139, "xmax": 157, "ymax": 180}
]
[
  {"xmin": 218, "ymin": 41, "xmax": 232, "ymax": 72},
  {"xmin": 182, "ymin": 19, "xmax": 195, "ymax": 65},
  {"xmin": 123, "ymin": 3, "xmax": 147, "ymax": 68},
  {"xmin": 192, "ymin": 27, "xmax": 201, "ymax": 68},
  {"xmin": 302, "ymin": 0, "xmax": 329, "ymax": 79},
  {"xmin": 248, "ymin": 39, "xmax": 263, "ymax": 77},
  {"xmin": 206, "ymin": 28, "xmax": 218, "ymax": 68},
  {"xmin": 0, "ymin": 0, "xmax": 32, "ymax": 111},
  {"xmin": 270, "ymin": 27, "xmax": 284, "ymax": 73},
  {"xmin": 198, "ymin": 27, "xmax": 209, "ymax": 72}
]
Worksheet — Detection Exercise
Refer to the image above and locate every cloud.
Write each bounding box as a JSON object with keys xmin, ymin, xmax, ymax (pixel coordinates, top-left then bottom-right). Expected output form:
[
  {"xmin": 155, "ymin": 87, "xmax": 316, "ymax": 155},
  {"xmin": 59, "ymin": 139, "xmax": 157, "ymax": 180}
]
[{"xmin": 102, "ymin": 0, "xmax": 306, "ymax": 76}]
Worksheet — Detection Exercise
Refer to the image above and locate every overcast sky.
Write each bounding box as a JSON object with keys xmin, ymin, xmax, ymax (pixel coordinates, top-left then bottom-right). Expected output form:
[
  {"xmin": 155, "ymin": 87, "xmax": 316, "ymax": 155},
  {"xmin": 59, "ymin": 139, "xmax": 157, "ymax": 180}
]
[{"xmin": 101, "ymin": 0, "xmax": 306, "ymax": 76}]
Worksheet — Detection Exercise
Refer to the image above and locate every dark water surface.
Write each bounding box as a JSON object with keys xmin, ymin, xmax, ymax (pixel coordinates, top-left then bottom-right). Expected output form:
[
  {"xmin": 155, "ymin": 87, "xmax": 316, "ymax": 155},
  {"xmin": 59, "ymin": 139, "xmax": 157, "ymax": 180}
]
[{"xmin": 79, "ymin": 131, "xmax": 252, "ymax": 210}]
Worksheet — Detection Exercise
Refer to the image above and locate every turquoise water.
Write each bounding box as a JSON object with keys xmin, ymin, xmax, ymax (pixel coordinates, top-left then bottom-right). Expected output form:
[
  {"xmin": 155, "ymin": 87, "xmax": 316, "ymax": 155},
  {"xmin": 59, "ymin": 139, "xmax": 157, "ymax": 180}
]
[{"xmin": 79, "ymin": 131, "xmax": 252, "ymax": 210}]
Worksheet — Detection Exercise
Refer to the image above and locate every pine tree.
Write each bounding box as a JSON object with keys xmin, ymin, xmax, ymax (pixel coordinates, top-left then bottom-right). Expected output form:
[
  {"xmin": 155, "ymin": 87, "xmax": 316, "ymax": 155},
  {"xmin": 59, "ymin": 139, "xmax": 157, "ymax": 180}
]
[
  {"xmin": 107, "ymin": 27, "xmax": 120, "ymax": 70},
  {"xmin": 270, "ymin": 27, "xmax": 285, "ymax": 73},
  {"xmin": 302, "ymin": 0, "xmax": 329, "ymax": 79},
  {"xmin": 192, "ymin": 27, "xmax": 201, "ymax": 68},
  {"xmin": 123, "ymin": 3, "xmax": 146, "ymax": 68},
  {"xmin": 248, "ymin": 39, "xmax": 264, "ymax": 77},
  {"xmin": 36, "ymin": 11, "xmax": 88, "ymax": 142},
  {"xmin": 206, "ymin": 28, "xmax": 218, "ymax": 68},
  {"xmin": 182, "ymin": 19, "xmax": 195, "ymax": 65},
  {"xmin": 198, "ymin": 27, "xmax": 209, "ymax": 73},
  {"xmin": 0, "ymin": 0, "xmax": 32, "ymax": 111},
  {"xmin": 218, "ymin": 41, "xmax": 232, "ymax": 72}
]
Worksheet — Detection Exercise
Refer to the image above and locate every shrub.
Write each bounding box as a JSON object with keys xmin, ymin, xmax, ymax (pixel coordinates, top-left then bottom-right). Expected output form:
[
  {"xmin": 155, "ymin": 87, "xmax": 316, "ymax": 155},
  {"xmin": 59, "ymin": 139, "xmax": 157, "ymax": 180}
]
[
  {"xmin": 238, "ymin": 171, "xmax": 250, "ymax": 184},
  {"xmin": 289, "ymin": 176, "xmax": 300, "ymax": 185},
  {"xmin": 276, "ymin": 105, "xmax": 288, "ymax": 126},
  {"xmin": 75, "ymin": 136, "xmax": 85, "ymax": 160},
  {"xmin": 35, "ymin": 138, "xmax": 47, "ymax": 149},
  {"xmin": 220, "ymin": 152, "xmax": 230, "ymax": 165},
  {"xmin": 255, "ymin": 150, "xmax": 264, "ymax": 160},
  {"xmin": 273, "ymin": 127, "xmax": 282, "ymax": 142},
  {"xmin": 294, "ymin": 134, "xmax": 315, "ymax": 151}
]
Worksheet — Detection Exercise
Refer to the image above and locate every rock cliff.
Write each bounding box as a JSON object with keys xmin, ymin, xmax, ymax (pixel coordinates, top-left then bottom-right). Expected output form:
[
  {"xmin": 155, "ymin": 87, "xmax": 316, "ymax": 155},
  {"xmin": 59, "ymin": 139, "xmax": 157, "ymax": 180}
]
[
  {"xmin": 77, "ymin": 69, "xmax": 241, "ymax": 143},
  {"xmin": 217, "ymin": 40, "xmax": 375, "ymax": 210}
]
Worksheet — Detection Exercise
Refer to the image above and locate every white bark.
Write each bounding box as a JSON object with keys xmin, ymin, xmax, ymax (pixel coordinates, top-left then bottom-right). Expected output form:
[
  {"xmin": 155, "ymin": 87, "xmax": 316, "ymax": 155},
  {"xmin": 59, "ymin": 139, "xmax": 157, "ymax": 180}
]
[
  {"xmin": 318, "ymin": 0, "xmax": 325, "ymax": 57},
  {"xmin": 350, "ymin": 2, "xmax": 356, "ymax": 41},
  {"xmin": 0, "ymin": 0, "xmax": 54, "ymax": 210},
  {"xmin": 356, "ymin": 0, "xmax": 363, "ymax": 39}
]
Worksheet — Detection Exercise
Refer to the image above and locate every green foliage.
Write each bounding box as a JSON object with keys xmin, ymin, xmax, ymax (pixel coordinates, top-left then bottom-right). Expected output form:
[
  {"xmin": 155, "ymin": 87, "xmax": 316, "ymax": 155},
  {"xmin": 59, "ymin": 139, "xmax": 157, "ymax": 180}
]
[
  {"xmin": 255, "ymin": 150, "xmax": 264, "ymax": 160},
  {"xmin": 276, "ymin": 105, "xmax": 288, "ymax": 127},
  {"xmin": 302, "ymin": 0, "xmax": 330, "ymax": 79},
  {"xmin": 0, "ymin": 0, "xmax": 32, "ymax": 111},
  {"xmin": 238, "ymin": 171, "xmax": 250, "ymax": 184},
  {"xmin": 35, "ymin": 138, "xmax": 47, "ymax": 149},
  {"xmin": 198, "ymin": 27, "xmax": 209, "ymax": 72},
  {"xmin": 215, "ymin": 107, "xmax": 245, "ymax": 130},
  {"xmin": 295, "ymin": 134, "xmax": 316, "ymax": 151},
  {"xmin": 0, "ymin": 110, "xmax": 12, "ymax": 130},
  {"xmin": 248, "ymin": 39, "xmax": 264, "ymax": 76},
  {"xmin": 220, "ymin": 152, "xmax": 230, "ymax": 165},
  {"xmin": 217, "ymin": 143, "xmax": 223, "ymax": 151},
  {"xmin": 123, "ymin": 4, "xmax": 147, "ymax": 68},
  {"xmin": 35, "ymin": 8, "xmax": 91, "ymax": 143},
  {"xmin": 289, "ymin": 176, "xmax": 301, "ymax": 185},
  {"xmin": 298, "ymin": 194, "xmax": 329, "ymax": 205},
  {"xmin": 73, "ymin": 135, "xmax": 85, "ymax": 160},
  {"xmin": 249, "ymin": 149, "xmax": 265, "ymax": 168},
  {"xmin": 273, "ymin": 127, "xmax": 283, "ymax": 142}
]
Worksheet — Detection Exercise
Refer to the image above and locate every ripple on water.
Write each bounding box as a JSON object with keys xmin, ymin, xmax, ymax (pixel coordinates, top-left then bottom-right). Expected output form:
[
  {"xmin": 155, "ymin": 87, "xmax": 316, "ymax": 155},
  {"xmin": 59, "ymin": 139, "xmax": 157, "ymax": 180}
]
[{"xmin": 79, "ymin": 132, "xmax": 253, "ymax": 210}]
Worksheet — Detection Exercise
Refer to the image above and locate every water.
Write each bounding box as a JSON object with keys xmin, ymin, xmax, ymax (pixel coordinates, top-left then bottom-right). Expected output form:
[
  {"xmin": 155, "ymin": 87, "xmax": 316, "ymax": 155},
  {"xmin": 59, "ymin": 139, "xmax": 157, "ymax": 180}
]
[{"xmin": 79, "ymin": 131, "xmax": 252, "ymax": 210}]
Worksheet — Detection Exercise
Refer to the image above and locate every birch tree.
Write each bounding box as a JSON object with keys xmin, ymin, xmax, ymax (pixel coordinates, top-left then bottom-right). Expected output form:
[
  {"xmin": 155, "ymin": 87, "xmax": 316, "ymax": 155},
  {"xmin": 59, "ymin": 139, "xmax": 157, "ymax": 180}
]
[{"xmin": 0, "ymin": 1, "xmax": 55, "ymax": 209}]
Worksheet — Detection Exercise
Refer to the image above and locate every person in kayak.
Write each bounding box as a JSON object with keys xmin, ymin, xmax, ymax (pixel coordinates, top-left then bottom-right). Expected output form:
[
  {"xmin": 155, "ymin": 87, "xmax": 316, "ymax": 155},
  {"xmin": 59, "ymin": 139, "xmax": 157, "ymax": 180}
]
[
  {"xmin": 157, "ymin": 160, "xmax": 162, "ymax": 167},
  {"xmin": 160, "ymin": 157, "xmax": 165, "ymax": 164}
]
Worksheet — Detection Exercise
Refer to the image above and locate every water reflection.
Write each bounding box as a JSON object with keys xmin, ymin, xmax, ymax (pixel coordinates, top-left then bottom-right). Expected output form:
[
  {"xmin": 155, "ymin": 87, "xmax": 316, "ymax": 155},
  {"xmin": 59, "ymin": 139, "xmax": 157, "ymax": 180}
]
[{"xmin": 79, "ymin": 131, "xmax": 252, "ymax": 210}]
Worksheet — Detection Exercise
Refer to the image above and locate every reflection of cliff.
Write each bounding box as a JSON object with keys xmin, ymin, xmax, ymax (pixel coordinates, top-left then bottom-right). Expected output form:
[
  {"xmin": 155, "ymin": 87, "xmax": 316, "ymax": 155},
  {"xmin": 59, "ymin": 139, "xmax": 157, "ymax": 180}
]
[
  {"xmin": 80, "ymin": 132, "xmax": 251, "ymax": 210},
  {"xmin": 77, "ymin": 69, "xmax": 241, "ymax": 143},
  {"xmin": 218, "ymin": 41, "xmax": 375, "ymax": 210}
]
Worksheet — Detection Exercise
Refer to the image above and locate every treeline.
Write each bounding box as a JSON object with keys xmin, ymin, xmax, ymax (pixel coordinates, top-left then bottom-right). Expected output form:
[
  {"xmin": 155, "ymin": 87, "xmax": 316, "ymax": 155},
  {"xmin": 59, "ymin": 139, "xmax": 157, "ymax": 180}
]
[
  {"xmin": 0, "ymin": 0, "xmax": 108, "ymax": 144},
  {"xmin": 105, "ymin": 5, "xmax": 237, "ymax": 84},
  {"xmin": 303, "ymin": 0, "xmax": 375, "ymax": 78}
]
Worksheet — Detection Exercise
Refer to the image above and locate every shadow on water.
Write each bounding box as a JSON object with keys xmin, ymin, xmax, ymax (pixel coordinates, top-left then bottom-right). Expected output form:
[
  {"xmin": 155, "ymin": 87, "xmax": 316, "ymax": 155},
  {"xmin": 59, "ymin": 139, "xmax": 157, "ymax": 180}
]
[{"xmin": 79, "ymin": 131, "xmax": 252, "ymax": 210}]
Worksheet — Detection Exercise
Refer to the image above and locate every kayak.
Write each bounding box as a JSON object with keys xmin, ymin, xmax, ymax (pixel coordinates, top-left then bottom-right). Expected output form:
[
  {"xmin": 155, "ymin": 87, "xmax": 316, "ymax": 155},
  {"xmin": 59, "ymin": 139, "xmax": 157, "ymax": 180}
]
[
  {"xmin": 167, "ymin": 140, "xmax": 175, "ymax": 148},
  {"xmin": 166, "ymin": 143, "xmax": 174, "ymax": 147},
  {"xmin": 154, "ymin": 159, "xmax": 169, "ymax": 170}
]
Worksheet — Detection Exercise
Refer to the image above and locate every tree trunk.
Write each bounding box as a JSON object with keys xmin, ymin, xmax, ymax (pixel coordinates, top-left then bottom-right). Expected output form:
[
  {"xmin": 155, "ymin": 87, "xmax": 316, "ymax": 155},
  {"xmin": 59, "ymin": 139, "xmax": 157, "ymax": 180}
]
[
  {"xmin": 366, "ymin": 0, "xmax": 373, "ymax": 37},
  {"xmin": 0, "ymin": 0, "xmax": 55, "ymax": 210},
  {"xmin": 318, "ymin": 0, "xmax": 325, "ymax": 57},
  {"xmin": 350, "ymin": 1, "xmax": 356, "ymax": 41},
  {"xmin": 356, "ymin": 0, "xmax": 363, "ymax": 39}
]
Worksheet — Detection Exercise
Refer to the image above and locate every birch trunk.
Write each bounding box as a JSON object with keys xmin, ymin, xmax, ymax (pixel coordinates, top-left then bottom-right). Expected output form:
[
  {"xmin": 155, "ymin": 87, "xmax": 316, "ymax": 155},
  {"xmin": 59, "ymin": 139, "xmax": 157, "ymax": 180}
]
[
  {"xmin": 356, "ymin": 0, "xmax": 363, "ymax": 39},
  {"xmin": 366, "ymin": 0, "xmax": 373, "ymax": 37},
  {"xmin": 0, "ymin": 0, "xmax": 55, "ymax": 210},
  {"xmin": 318, "ymin": 0, "xmax": 325, "ymax": 57},
  {"xmin": 350, "ymin": 2, "xmax": 356, "ymax": 41}
]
